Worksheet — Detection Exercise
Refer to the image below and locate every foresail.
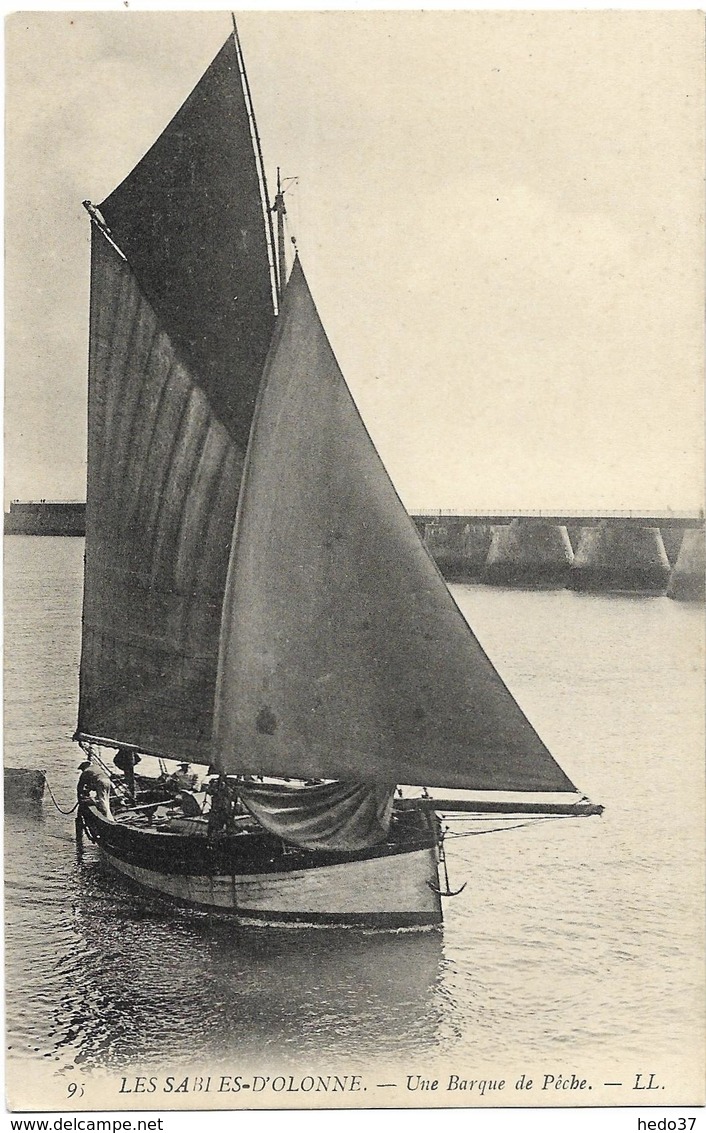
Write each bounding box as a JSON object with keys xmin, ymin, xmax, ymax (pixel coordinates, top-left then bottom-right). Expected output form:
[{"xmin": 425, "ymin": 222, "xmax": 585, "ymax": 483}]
[
  {"xmin": 98, "ymin": 37, "xmax": 275, "ymax": 447},
  {"xmin": 213, "ymin": 261, "xmax": 577, "ymax": 794},
  {"xmin": 77, "ymin": 232, "xmax": 243, "ymax": 760}
]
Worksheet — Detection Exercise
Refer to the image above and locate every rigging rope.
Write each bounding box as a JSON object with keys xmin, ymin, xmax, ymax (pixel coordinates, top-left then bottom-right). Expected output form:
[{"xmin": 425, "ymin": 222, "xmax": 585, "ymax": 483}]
[
  {"xmin": 44, "ymin": 778, "xmax": 79, "ymax": 816},
  {"xmin": 79, "ymin": 742, "xmax": 131, "ymax": 801},
  {"xmin": 440, "ymin": 813, "xmax": 580, "ymax": 822},
  {"xmin": 445, "ymin": 815, "xmax": 563, "ymax": 839}
]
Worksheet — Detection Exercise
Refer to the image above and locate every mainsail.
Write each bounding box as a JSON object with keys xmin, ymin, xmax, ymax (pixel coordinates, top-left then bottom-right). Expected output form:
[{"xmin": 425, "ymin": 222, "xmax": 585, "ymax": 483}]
[
  {"xmin": 76, "ymin": 36, "xmax": 275, "ymax": 761},
  {"xmin": 214, "ymin": 260, "xmax": 577, "ymax": 796}
]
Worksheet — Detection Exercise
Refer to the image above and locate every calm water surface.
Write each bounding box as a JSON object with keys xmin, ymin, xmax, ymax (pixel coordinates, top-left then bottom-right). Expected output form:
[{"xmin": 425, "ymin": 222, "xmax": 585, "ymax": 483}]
[{"xmin": 4, "ymin": 536, "xmax": 704, "ymax": 1101}]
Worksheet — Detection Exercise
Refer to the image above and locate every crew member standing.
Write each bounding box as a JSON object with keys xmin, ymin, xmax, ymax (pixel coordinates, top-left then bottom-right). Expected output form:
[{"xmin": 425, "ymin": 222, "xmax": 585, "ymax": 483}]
[
  {"xmin": 206, "ymin": 773, "xmax": 237, "ymax": 839},
  {"xmin": 77, "ymin": 761, "xmax": 114, "ymax": 821},
  {"xmin": 113, "ymin": 747, "xmax": 141, "ymax": 800}
]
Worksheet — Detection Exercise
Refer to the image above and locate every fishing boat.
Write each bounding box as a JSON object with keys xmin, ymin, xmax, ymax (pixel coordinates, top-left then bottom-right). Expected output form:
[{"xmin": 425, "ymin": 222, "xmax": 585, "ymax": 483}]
[{"xmin": 75, "ymin": 20, "xmax": 601, "ymax": 929}]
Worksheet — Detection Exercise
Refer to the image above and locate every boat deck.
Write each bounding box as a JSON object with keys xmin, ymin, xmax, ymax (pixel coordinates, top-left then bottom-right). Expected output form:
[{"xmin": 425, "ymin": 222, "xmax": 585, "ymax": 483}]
[{"xmin": 81, "ymin": 796, "xmax": 439, "ymax": 877}]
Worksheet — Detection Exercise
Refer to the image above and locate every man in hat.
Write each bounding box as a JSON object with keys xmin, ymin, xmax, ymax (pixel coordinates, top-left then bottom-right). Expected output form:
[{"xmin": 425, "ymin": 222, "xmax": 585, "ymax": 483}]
[
  {"xmin": 76, "ymin": 760, "xmax": 114, "ymax": 821},
  {"xmin": 112, "ymin": 746, "xmax": 142, "ymax": 800},
  {"xmin": 169, "ymin": 762, "xmax": 200, "ymax": 792}
]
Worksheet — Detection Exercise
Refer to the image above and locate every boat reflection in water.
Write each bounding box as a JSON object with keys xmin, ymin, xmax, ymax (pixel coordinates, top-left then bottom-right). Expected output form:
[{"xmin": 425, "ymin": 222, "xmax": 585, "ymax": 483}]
[{"xmin": 54, "ymin": 851, "xmax": 447, "ymax": 1075}]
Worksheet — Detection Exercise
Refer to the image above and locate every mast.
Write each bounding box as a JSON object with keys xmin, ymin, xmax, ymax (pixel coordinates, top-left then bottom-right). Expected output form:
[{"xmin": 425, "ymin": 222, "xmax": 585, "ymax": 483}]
[
  {"xmin": 231, "ymin": 13, "xmax": 279, "ymax": 314},
  {"xmin": 82, "ymin": 200, "xmax": 126, "ymax": 262},
  {"xmin": 272, "ymin": 167, "xmax": 287, "ymax": 301}
]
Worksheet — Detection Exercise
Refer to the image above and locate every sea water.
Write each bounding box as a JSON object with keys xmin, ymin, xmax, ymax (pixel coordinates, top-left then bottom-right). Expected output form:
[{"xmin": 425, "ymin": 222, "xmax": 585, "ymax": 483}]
[{"xmin": 4, "ymin": 536, "xmax": 704, "ymax": 1100}]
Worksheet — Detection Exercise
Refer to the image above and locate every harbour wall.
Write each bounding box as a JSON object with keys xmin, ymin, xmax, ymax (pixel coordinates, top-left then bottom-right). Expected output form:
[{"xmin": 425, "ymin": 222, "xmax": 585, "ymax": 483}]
[
  {"xmin": 423, "ymin": 521, "xmax": 491, "ymax": 579},
  {"xmin": 4, "ymin": 500, "xmax": 86, "ymax": 536},
  {"xmin": 5, "ymin": 501, "xmax": 703, "ymax": 600},
  {"xmin": 418, "ymin": 514, "xmax": 704, "ymax": 600}
]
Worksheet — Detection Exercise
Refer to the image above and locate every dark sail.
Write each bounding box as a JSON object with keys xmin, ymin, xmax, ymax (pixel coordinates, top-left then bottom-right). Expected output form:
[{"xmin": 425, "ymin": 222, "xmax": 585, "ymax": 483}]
[
  {"xmin": 77, "ymin": 34, "xmax": 276, "ymax": 759},
  {"xmin": 99, "ymin": 37, "xmax": 275, "ymax": 447},
  {"xmin": 76, "ymin": 232, "xmax": 246, "ymax": 760},
  {"xmin": 213, "ymin": 261, "xmax": 577, "ymax": 794}
]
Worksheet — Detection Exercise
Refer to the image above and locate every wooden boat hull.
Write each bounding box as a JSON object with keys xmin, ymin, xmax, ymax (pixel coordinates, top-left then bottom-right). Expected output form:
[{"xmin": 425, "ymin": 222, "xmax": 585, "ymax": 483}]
[{"xmin": 80, "ymin": 805, "xmax": 443, "ymax": 929}]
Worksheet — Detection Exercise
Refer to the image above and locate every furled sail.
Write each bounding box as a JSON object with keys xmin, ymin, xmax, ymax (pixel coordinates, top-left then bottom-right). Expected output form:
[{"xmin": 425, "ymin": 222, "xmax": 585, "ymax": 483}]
[
  {"xmin": 236, "ymin": 780, "xmax": 396, "ymax": 852},
  {"xmin": 214, "ymin": 260, "xmax": 577, "ymax": 795},
  {"xmin": 77, "ymin": 36, "xmax": 275, "ymax": 759}
]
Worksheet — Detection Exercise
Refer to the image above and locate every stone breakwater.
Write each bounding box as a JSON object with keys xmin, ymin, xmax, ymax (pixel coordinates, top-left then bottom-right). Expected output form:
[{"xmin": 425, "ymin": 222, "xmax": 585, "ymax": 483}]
[
  {"xmin": 417, "ymin": 517, "xmax": 704, "ymax": 600},
  {"xmin": 5, "ymin": 502, "xmax": 703, "ymax": 600},
  {"xmin": 4, "ymin": 500, "xmax": 86, "ymax": 535}
]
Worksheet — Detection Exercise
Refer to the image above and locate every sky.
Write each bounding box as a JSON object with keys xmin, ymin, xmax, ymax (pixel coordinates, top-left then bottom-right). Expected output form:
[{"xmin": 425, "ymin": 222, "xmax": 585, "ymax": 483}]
[{"xmin": 4, "ymin": 10, "xmax": 704, "ymax": 512}]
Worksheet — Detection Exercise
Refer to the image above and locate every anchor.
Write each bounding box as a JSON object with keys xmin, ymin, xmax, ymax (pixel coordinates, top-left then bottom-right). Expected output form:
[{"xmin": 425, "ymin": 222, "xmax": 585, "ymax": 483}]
[{"xmin": 428, "ymin": 826, "xmax": 467, "ymax": 897}]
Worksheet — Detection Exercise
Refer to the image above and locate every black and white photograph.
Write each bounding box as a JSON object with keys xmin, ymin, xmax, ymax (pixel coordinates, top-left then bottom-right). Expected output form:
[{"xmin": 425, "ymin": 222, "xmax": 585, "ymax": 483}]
[{"xmin": 4, "ymin": 8, "xmax": 704, "ymax": 1119}]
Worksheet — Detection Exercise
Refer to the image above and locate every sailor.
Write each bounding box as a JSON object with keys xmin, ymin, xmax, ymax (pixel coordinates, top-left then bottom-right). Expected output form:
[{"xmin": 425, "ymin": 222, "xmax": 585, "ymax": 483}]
[
  {"xmin": 77, "ymin": 760, "xmax": 114, "ymax": 821},
  {"xmin": 113, "ymin": 746, "xmax": 142, "ymax": 799},
  {"xmin": 168, "ymin": 762, "xmax": 200, "ymax": 792},
  {"xmin": 206, "ymin": 773, "xmax": 237, "ymax": 839},
  {"xmin": 174, "ymin": 789, "xmax": 203, "ymax": 818}
]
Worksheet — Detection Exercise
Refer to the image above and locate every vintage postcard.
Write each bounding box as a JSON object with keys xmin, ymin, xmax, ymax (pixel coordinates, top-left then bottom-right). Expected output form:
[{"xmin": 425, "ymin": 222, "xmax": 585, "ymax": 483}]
[{"xmin": 4, "ymin": 8, "xmax": 704, "ymax": 1122}]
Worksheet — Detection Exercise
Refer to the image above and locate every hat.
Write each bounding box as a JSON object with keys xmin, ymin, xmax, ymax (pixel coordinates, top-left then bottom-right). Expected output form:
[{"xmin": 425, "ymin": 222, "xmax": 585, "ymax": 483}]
[
  {"xmin": 78, "ymin": 761, "xmax": 91, "ymax": 770},
  {"xmin": 179, "ymin": 762, "xmax": 190, "ymax": 770}
]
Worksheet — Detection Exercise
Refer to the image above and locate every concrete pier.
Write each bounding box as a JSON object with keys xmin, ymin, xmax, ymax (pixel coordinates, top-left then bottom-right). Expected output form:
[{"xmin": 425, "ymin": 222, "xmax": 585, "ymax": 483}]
[
  {"xmin": 660, "ymin": 527, "xmax": 685, "ymax": 566},
  {"xmin": 483, "ymin": 520, "xmax": 574, "ymax": 587},
  {"xmin": 570, "ymin": 523, "xmax": 671, "ymax": 594},
  {"xmin": 423, "ymin": 520, "xmax": 467, "ymax": 578},
  {"xmin": 461, "ymin": 523, "xmax": 492, "ymax": 577},
  {"xmin": 566, "ymin": 526, "xmax": 584, "ymax": 554},
  {"xmin": 666, "ymin": 529, "xmax": 705, "ymax": 601},
  {"xmin": 424, "ymin": 521, "xmax": 491, "ymax": 579}
]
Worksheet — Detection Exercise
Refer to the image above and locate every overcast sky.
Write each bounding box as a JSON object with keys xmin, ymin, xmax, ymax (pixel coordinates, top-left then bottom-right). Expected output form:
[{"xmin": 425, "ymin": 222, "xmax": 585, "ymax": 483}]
[{"xmin": 4, "ymin": 10, "xmax": 704, "ymax": 511}]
